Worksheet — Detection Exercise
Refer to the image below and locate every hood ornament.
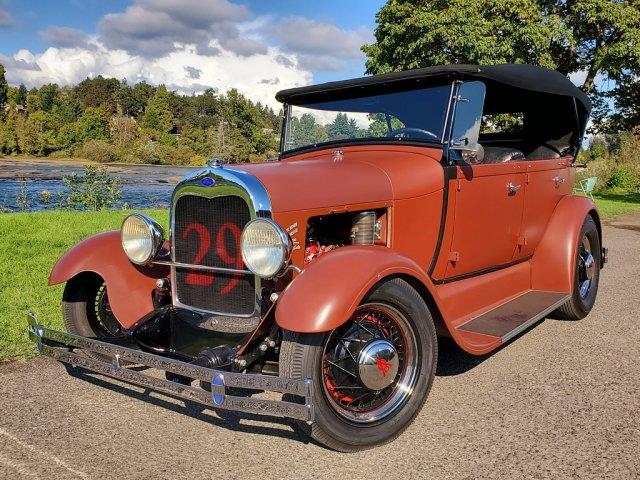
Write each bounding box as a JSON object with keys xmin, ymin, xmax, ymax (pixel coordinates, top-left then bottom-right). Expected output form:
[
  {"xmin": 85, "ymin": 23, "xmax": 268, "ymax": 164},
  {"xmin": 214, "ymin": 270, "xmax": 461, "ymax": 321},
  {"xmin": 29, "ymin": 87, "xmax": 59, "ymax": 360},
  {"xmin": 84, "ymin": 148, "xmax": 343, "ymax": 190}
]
[{"xmin": 207, "ymin": 157, "xmax": 224, "ymax": 168}]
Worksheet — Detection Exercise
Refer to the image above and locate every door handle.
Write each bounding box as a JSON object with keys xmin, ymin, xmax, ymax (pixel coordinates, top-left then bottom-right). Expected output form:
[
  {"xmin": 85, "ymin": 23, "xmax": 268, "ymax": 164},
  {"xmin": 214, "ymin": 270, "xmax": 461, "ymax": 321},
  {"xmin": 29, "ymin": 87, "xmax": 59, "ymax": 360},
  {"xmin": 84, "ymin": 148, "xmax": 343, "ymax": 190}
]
[
  {"xmin": 507, "ymin": 182, "xmax": 521, "ymax": 195},
  {"xmin": 553, "ymin": 176, "xmax": 566, "ymax": 187}
]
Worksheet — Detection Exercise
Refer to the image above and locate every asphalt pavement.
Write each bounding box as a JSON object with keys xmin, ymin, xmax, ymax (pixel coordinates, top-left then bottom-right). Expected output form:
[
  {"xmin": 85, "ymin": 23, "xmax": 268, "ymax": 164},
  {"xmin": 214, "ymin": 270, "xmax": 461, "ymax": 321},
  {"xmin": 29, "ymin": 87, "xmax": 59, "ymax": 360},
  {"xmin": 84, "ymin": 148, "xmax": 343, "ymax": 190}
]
[{"xmin": 1, "ymin": 221, "xmax": 638, "ymax": 479}]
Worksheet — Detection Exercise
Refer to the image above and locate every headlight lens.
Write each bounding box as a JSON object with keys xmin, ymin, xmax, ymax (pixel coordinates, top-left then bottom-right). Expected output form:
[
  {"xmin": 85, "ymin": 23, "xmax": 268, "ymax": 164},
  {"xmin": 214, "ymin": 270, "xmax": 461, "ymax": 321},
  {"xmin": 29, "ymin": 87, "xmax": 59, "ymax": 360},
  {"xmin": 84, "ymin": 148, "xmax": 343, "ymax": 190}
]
[
  {"xmin": 241, "ymin": 219, "xmax": 291, "ymax": 278},
  {"xmin": 121, "ymin": 214, "xmax": 164, "ymax": 264}
]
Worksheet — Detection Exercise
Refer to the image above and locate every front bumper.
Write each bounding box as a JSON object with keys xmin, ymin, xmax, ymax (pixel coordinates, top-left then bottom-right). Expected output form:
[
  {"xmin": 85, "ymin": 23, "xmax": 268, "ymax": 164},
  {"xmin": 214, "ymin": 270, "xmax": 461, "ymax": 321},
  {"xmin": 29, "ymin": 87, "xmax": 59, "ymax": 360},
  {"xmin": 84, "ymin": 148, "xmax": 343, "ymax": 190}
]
[{"xmin": 27, "ymin": 313, "xmax": 313, "ymax": 423}]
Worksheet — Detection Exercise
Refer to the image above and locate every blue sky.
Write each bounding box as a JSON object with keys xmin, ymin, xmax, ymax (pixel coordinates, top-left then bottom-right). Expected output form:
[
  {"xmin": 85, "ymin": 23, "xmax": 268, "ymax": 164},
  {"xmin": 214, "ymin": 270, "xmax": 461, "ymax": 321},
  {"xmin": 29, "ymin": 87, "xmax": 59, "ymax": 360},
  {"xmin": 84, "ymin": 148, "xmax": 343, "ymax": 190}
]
[{"xmin": 0, "ymin": 0, "xmax": 385, "ymax": 107}]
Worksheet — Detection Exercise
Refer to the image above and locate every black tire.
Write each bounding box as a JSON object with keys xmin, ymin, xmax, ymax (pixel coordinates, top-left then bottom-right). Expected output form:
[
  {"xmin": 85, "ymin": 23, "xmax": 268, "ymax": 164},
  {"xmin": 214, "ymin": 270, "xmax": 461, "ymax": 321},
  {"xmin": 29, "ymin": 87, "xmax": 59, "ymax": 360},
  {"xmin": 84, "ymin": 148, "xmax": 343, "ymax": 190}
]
[
  {"xmin": 280, "ymin": 278, "xmax": 437, "ymax": 452},
  {"xmin": 553, "ymin": 215, "xmax": 601, "ymax": 320},
  {"xmin": 62, "ymin": 273, "xmax": 128, "ymax": 360}
]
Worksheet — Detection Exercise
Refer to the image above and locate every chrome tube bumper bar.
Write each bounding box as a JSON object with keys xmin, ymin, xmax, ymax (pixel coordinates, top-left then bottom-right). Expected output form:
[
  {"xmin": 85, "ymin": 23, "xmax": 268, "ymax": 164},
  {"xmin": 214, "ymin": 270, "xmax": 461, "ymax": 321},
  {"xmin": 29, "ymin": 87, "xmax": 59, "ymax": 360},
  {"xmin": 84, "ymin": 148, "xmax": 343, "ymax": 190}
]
[{"xmin": 27, "ymin": 313, "xmax": 313, "ymax": 423}]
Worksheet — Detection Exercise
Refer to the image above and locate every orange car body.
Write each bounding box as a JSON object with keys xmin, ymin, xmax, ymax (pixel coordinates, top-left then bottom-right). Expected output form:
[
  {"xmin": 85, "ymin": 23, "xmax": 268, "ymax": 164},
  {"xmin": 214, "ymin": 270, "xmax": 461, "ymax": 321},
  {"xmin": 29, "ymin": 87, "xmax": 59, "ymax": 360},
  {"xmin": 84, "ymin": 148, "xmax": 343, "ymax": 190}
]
[{"xmin": 50, "ymin": 142, "xmax": 599, "ymax": 355}]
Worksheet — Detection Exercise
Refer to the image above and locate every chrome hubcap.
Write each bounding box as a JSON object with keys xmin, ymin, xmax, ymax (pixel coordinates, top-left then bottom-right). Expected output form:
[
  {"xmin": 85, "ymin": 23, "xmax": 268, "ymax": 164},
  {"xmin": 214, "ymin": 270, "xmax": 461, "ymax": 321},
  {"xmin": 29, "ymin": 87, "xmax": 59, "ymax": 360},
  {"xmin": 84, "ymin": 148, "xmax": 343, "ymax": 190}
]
[
  {"xmin": 357, "ymin": 339, "xmax": 399, "ymax": 391},
  {"xmin": 321, "ymin": 303, "xmax": 418, "ymax": 424},
  {"xmin": 578, "ymin": 236, "xmax": 595, "ymax": 299}
]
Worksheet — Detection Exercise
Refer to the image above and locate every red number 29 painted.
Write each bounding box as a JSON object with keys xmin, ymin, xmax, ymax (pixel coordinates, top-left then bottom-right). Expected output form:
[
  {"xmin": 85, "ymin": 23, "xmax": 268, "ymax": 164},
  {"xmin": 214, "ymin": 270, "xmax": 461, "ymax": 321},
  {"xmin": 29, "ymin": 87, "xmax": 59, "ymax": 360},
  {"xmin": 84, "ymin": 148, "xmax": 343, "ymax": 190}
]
[{"xmin": 182, "ymin": 222, "xmax": 243, "ymax": 294}]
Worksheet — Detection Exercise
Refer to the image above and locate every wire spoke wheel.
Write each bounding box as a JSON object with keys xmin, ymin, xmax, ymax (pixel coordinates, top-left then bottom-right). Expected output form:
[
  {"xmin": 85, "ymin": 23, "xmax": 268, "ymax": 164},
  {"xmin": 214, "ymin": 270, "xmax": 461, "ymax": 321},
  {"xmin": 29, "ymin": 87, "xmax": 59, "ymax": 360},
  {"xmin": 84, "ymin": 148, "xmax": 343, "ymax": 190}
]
[
  {"xmin": 87, "ymin": 283, "xmax": 123, "ymax": 338},
  {"xmin": 321, "ymin": 303, "xmax": 418, "ymax": 424}
]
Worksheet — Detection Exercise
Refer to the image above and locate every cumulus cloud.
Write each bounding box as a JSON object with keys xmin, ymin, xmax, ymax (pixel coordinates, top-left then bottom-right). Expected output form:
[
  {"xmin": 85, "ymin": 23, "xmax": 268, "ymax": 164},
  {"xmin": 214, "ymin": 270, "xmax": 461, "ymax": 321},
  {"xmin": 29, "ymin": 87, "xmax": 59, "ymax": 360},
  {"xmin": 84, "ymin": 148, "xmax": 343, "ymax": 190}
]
[
  {"xmin": 1, "ymin": 44, "xmax": 311, "ymax": 110},
  {"xmin": 272, "ymin": 17, "xmax": 372, "ymax": 71},
  {"xmin": 0, "ymin": 8, "xmax": 14, "ymax": 27},
  {"xmin": 97, "ymin": 0, "xmax": 265, "ymax": 58},
  {"xmin": 1, "ymin": 1, "xmax": 374, "ymax": 108},
  {"xmin": 40, "ymin": 26, "xmax": 92, "ymax": 49}
]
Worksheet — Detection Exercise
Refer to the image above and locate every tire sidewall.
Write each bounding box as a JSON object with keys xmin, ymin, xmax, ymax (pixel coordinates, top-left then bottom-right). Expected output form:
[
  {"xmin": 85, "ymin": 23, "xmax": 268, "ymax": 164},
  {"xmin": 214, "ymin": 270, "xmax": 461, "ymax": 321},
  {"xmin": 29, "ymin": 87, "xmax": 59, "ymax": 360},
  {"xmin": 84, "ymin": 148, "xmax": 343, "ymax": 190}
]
[
  {"xmin": 298, "ymin": 279, "xmax": 437, "ymax": 449},
  {"xmin": 573, "ymin": 217, "xmax": 601, "ymax": 315}
]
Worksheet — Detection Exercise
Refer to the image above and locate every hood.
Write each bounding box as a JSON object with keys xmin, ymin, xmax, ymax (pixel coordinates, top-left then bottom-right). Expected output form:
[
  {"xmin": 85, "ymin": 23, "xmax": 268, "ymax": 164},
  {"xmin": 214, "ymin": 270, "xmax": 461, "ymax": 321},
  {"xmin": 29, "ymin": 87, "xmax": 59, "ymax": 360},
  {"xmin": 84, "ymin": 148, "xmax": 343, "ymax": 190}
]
[
  {"xmin": 236, "ymin": 157, "xmax": 391, "ymax": 213},
  {"xmin": 235, "ymin": 145, "xmax": 444, "ymax": 213}
]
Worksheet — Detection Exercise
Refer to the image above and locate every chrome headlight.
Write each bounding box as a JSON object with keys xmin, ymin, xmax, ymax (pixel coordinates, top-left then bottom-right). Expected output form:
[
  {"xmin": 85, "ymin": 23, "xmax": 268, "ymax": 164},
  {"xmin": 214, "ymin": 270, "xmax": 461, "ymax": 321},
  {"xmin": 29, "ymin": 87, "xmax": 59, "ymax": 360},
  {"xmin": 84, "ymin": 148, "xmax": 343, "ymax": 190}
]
[
  {"xmin": 121, "ymin": 214, "xmax": 164, "ymax": 265},
  {"xmin": 240, "ymin": 219, "xmax": 291, "ymax": 278}
]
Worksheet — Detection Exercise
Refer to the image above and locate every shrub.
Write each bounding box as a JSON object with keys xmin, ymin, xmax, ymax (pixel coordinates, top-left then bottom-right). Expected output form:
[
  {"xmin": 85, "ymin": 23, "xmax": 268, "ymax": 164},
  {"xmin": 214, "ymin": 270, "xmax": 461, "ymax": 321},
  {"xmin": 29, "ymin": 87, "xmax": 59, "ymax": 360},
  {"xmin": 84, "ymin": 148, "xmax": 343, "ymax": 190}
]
[
  {"xmin": 133, "ymin": 140, "xmax": 162, "ymax": 164},
  {"xmin": 76, "ymin": 139, "xmax": 119, "ymax": 163},
  {"xmin": 61, "ymin": 165, "xmax": 122, "ymax": 211},
  {"xmin": 604, "ymin": 167, "xmax": 640, "ymax": 192}
]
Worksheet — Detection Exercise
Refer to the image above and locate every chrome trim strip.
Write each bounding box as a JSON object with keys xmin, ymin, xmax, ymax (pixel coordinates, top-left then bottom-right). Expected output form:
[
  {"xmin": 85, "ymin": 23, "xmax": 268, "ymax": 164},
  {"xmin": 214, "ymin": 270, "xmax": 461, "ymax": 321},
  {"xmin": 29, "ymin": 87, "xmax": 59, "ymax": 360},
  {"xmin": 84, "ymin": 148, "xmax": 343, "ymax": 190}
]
[
  {"xmin": 501, "ymin": 295, "xmax": 569, "ymax": 343},
  {"xmin": 170, "ymin": 162, "xmax": 273, "ymax": 318},
  {"xmin": 153, "ymin": 260, "xmax": 251, "ymax": 275},
  {"xmin": 27, "ymin": 314, "xmax": 314, "ymax": 423}
]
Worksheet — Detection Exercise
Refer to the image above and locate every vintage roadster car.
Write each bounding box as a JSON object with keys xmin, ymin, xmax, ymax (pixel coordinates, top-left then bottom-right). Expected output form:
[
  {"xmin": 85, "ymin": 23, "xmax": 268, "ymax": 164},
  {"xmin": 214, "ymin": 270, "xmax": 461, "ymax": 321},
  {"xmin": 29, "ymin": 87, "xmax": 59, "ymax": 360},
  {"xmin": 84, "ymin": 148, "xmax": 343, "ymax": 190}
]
[{"xmin": 28, "ymin": 64, "xmax": 605, "ymax": 451}]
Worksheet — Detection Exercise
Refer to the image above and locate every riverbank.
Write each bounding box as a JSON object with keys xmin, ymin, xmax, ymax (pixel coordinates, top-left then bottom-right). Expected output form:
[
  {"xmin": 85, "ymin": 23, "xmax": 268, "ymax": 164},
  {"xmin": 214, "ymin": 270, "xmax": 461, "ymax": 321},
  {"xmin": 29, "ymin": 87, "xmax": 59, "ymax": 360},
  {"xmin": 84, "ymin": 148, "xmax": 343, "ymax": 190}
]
[{"xmin": 0, "ymin": 156, "xmax": 193, "ymax": 183}]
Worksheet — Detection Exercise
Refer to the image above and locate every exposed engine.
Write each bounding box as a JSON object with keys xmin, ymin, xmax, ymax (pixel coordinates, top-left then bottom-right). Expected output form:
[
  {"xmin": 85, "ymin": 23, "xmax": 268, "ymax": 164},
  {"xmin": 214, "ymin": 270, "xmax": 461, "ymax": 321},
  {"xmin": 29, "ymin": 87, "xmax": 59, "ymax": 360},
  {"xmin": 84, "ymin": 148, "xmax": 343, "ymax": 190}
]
[{"xmin": 305, "ymin": 210, "xmax": 386, "ymax": 263}]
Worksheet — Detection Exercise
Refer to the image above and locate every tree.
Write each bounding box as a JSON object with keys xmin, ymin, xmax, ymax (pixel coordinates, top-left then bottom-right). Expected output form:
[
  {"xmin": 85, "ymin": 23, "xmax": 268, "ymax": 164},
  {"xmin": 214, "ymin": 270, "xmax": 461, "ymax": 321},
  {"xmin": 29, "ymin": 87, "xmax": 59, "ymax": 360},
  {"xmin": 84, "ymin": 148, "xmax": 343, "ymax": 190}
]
[
  {"xmin": 327, "ymin": 113, "xmax": 360, "ymax": 140},
  {"xmin": 593, "ymin": 75, "xmax": 640, "ymax": 132},
  {"xmin": 116, "ymin": 80, "xmax": 154, "ymax": 117},
  {"xmin": 0, "ymin": 64, "xmax": 7, "ymax": 106},
  {"xmin": 75, "ymin": 76, "xmax": 120, "ymax": 110},
  {"xmin": 143, "ymin": 86, "xmax": 174, "ymax": 133},
  {"xmin": 363, "ymin": 0, "xmax": 640, "ymax": 132},
  {"xmin": 16, "ymin": 84, "xmax": 27, "ymax": 106},
  {"xmin": 289, "ymin": 113, "xmax": 327, "ymax": 148},
  {"xmin": 77, "ymin": 107, "xmax": 110, "ymax": 141},
  {"xmin": 38, "ymin": 84, "xmax": 60, "ymax": 112}
]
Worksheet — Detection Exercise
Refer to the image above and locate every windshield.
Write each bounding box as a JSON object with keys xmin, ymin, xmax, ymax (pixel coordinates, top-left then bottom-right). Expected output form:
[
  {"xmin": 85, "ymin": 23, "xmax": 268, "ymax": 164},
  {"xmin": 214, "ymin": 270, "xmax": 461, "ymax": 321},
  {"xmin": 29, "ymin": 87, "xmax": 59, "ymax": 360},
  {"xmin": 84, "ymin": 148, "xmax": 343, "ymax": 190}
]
[{"xmin": 282, "ymin": 84, "xmax": 452, "ymax": 154}]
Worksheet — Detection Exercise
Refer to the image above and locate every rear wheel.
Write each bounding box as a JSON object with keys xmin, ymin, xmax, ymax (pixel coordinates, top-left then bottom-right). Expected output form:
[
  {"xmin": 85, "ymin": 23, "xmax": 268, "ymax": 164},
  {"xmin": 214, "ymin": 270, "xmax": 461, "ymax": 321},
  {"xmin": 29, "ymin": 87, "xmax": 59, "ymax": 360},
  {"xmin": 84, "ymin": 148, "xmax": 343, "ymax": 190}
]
[
  {"xmin": 280, "ymin": 278, "xmax": 437, "ymax": 452},
  {"xmin": 553, "ymin": 215, "xmax": 601, "ymax": 320}
]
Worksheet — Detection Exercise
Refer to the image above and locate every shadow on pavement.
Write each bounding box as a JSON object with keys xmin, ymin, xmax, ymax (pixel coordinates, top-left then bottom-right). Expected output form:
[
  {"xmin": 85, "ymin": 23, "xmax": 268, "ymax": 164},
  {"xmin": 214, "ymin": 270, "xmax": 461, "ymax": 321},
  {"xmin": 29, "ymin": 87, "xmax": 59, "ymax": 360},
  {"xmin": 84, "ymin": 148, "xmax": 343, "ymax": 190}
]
[{"xmin": 68, "ymin": 368, "xmax": 310, "ymax": 445}]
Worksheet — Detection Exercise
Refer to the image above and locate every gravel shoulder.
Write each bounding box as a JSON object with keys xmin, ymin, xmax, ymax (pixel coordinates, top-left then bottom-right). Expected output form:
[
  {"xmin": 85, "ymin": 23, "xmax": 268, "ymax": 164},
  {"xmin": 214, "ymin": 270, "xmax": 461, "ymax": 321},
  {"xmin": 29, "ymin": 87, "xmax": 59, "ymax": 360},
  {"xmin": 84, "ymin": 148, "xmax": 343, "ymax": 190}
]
[{"xmin": 1, "ymin": 223, "xmax": 639, "ymax": 480}]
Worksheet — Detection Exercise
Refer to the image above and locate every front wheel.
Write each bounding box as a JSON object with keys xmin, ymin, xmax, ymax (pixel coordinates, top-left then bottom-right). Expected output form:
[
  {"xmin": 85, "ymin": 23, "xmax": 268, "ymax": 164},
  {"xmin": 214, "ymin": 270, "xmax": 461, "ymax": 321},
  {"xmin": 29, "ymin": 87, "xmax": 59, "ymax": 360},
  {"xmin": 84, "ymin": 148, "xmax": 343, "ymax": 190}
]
[{"xmin": 280, "ymin": 278, "xmax": 437, "ymax": 452}]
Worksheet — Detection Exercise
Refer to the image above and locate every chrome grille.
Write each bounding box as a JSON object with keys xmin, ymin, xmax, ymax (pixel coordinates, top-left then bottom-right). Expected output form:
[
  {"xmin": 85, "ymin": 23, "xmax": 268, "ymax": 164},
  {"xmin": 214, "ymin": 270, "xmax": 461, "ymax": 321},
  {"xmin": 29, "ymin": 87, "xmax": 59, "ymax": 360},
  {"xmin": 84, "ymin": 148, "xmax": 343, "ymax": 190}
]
[{"xmin": 173, "ymin": 195, "xmax": 254, "ymax": 315}]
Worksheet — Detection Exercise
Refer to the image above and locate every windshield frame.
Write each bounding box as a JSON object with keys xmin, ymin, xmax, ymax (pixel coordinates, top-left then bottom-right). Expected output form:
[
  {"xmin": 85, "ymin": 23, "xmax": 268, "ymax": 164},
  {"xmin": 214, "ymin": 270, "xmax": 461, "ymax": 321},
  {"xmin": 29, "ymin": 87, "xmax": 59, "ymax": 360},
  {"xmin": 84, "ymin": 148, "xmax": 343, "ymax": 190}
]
[{"xmin": 279, "ymin": 81, "xmax": 456, "ymax": 158}]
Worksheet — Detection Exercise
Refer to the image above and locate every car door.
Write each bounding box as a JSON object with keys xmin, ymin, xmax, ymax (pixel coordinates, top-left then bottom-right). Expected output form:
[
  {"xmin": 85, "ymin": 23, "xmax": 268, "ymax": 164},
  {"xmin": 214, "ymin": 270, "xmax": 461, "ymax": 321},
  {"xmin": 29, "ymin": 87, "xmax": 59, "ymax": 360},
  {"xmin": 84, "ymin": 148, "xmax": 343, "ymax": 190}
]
[
  {"xmin": 515, "ymin": 157, "xmax": 573, "ymax": 259},
  {"xmin": 444, "ymin": 81, "xmax": 526, "ymax": 279}
]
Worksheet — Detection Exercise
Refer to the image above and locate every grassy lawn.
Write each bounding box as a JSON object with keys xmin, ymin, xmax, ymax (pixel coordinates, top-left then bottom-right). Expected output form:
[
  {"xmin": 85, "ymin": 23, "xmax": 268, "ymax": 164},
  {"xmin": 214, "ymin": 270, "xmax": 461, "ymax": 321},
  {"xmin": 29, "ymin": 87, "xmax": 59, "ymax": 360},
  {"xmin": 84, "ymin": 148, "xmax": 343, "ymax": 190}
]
[
  {"xmin": 0, "ymin": 209, "xmax": 168, "ymax": 362},
  {"xmin": 593, "ymin": 192, "xmax": 640, "ymax": 219},
  {"xmin": 1, "ymin": 192, "xmax": 639, "ymax": 362}
]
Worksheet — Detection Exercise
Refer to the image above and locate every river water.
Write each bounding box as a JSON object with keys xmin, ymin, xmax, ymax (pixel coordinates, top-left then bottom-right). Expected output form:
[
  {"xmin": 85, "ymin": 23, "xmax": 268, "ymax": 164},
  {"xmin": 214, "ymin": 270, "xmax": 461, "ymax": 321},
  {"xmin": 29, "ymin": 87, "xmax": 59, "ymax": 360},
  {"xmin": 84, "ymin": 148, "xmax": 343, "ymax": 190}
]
[{"xmin": 0, "ymin": 160, "xmax": 196, "ymax": 212}]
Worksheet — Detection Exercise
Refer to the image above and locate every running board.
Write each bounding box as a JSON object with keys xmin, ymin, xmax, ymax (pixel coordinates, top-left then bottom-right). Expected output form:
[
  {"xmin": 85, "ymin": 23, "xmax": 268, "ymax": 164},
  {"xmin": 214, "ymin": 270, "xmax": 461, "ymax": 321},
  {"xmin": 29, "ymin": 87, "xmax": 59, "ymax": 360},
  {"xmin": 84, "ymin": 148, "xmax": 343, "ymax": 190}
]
[{"xmin": 457, "ymin": 291, "xmax": 569, "ymax": 342}]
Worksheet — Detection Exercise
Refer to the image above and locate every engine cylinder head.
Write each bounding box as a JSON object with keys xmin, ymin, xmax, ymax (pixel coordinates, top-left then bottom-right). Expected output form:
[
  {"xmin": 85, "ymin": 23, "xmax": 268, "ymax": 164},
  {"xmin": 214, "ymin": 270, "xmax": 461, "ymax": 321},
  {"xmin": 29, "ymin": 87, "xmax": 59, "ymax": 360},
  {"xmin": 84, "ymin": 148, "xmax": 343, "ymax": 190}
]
[{"xmin": 351, "ymin": 211, "xmax": 376, "ymax": 245}]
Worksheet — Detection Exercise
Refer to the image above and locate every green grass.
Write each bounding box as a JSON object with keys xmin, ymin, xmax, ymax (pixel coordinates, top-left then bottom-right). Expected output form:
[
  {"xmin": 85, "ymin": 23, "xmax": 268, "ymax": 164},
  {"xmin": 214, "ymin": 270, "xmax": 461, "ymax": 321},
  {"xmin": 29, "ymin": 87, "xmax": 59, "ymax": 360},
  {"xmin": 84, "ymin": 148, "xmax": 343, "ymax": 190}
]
[
  {"xmin": 593, "ymin": 192, "xmax": 640, "ymax": 219},
  {"xmin": 1, "ymin": 191, "xmax": 639, "ymax": 362},
  {"xmin": 0, "ymin": 209, "xmax": 168, "ymax": 362}
]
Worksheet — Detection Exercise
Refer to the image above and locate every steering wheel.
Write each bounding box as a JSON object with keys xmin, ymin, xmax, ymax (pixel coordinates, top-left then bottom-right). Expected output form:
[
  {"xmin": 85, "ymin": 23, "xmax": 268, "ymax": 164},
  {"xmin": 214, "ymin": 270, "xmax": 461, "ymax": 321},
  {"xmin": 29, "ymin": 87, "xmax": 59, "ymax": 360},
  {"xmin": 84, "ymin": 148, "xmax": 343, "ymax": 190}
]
[{"xmin": 388, "ymin": 127, "xmax": 439, "ymax": 141}]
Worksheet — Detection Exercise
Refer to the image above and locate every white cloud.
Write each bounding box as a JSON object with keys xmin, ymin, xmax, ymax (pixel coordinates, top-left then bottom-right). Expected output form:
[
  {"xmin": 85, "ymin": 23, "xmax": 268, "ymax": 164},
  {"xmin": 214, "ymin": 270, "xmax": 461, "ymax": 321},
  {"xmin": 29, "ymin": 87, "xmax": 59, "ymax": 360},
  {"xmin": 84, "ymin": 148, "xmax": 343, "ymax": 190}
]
[
  {"xmin": 2, "ymin": 42, "xmax": 311, "ymax": 111},
  {"xmin": 1, "ymin": 1, "xmax": 373, "ymax": 108}
]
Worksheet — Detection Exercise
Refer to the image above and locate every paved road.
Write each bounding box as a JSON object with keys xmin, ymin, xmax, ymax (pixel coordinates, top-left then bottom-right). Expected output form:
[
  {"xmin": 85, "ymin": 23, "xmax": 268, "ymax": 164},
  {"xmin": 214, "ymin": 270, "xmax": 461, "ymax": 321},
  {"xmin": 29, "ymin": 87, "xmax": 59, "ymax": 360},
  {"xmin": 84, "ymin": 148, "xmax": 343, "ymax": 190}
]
[{"xmin": 1, "ymin": 223, "xmax": 639, "ymax": 480}]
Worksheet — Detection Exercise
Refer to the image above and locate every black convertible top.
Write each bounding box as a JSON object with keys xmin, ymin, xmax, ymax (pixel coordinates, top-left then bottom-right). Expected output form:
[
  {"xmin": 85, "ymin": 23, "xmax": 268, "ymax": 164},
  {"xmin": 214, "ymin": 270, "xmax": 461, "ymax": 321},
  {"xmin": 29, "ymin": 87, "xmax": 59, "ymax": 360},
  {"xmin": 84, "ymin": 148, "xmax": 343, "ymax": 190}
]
[{"xmin": 276, "ymin": 64, "xmax": 591, "ymax": 113}]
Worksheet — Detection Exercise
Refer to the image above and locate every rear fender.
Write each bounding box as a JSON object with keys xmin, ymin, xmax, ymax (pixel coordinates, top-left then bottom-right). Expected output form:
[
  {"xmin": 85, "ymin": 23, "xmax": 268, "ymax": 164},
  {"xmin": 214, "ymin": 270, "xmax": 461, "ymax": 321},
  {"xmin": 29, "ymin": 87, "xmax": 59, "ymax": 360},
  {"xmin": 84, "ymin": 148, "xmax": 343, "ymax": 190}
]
[
  {"xmin": 49, "ymin": 231, "xmax": 169, "ymax": 329},
  {"xmin": 275, "ymin": 246, "xmax": 441, "ymax": 333},
  {"xmin": 531, "ymin": 195, "xmax": 600, "ymax": 293}
]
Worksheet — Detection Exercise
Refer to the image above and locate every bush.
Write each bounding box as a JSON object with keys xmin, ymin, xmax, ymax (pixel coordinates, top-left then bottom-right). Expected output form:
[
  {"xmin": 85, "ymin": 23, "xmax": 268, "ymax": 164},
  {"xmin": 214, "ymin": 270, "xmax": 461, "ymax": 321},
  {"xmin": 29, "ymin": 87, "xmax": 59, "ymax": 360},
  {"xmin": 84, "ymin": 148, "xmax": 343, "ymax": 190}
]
[
  {"xmin": 605, "ymin": 167, "xmax": 640, "ymax": 192},
  {"xmin": 76, "ymin": 139, "xmax": 120, "ymax": 163},
  {"xmin": 61, "ymin": 165, "xmax": 122, "ymax": 211}
]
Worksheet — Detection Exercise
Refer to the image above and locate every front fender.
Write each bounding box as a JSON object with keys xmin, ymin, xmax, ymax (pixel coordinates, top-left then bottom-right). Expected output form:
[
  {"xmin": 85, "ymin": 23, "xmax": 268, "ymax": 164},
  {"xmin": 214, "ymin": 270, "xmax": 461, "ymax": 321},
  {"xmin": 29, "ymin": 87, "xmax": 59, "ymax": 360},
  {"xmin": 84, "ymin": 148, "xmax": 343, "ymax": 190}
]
[
  {"xmin": 275, "ymin": 246, "xmax": 439, "ymax": 333},
  {"xmin": 50, "ymin": 231, "xmax": 168, "ymax": 329},
  {"xmin": 531, "ymin": 195, "xmax": 600, "ymax": 293}
]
